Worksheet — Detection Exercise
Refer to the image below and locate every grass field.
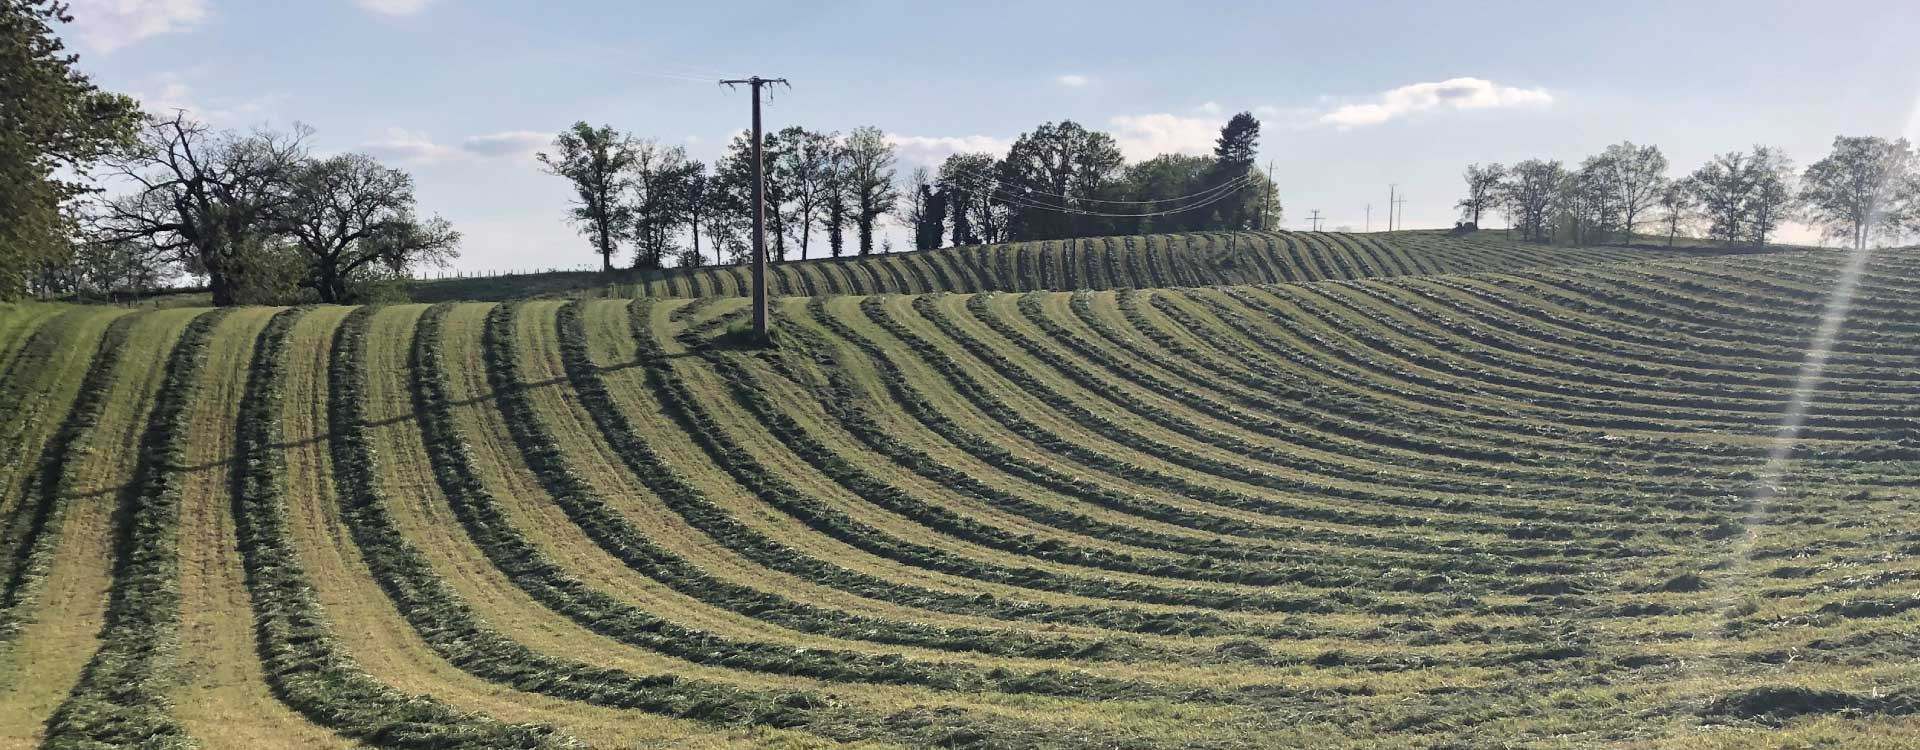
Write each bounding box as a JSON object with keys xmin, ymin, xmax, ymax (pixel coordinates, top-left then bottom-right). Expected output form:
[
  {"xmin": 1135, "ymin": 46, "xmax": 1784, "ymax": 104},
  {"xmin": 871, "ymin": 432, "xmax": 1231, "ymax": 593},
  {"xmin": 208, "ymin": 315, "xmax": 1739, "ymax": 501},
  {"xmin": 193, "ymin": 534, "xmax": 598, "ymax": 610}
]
[
  {"xmin": 409, "ymin": 229, "xmax": 1759, "ymax": 302},
  {"xmin": 2, "ymin": 231, "xmax": 1917, "ymax": 748}
]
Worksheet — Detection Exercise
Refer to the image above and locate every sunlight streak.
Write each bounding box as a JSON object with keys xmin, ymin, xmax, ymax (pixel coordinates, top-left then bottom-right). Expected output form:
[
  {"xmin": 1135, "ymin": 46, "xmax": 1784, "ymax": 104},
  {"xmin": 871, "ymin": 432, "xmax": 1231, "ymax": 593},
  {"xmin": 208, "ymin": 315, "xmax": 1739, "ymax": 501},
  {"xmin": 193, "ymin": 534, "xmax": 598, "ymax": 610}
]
[{"xmin": 1732, "ymin": 244, "xmax": 1875, "ymax": 565}]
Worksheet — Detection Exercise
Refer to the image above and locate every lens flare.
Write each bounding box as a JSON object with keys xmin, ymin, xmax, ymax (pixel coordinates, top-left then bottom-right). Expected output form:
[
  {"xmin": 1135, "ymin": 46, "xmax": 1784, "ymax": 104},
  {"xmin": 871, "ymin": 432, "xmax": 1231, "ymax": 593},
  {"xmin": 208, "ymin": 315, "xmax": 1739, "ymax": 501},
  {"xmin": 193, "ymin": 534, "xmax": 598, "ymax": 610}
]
[{"xmin": 1731, "ymin": 243, "xmax": 1875, "ymax": 568}]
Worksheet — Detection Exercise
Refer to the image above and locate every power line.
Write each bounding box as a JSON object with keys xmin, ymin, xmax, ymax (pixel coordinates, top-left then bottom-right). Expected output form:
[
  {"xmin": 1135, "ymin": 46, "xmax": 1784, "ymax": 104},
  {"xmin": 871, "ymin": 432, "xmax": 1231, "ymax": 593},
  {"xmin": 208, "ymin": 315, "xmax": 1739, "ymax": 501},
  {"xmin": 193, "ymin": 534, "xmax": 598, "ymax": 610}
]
[
  {"xmin": 979, "ymin": 177, "xmax": 1257, "ymax": 219},
  {"xmin": 979, "ymin": 180, "xmax": 1255, "ymax": 218},
  {"xmin": 942, "ymin": 164, "xmax": 1259, "ymax": 206}
]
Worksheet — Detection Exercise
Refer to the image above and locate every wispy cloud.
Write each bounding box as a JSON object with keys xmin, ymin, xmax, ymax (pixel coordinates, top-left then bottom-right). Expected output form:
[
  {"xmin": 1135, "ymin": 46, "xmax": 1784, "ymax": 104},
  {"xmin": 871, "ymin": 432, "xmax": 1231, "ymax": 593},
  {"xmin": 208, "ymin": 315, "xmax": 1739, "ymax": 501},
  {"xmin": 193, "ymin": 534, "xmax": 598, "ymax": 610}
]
[
  {"xmin": 1318, "ymin": 77, "xmax": 1552, "ymax": 128},
  {"xmin": 131, "ymin": 72, "xmax": 283, "ymax": 125},
  {"xmin": 1108, "ymin": 113, "xmax": 1218, "ymax": 161},
  {"xmin": 354, "ymin": 0, "xmax": 435, "ymax": 16},
  {"xmin": 64, "ymin": 0, "xmax": 208, "ymax": 54},
  {"xmin": 886, "ymin": 134, "xmax": 1013, "ymax": 166},
  {"xmin": 360, "ymin": 128, "xmax": 553, "ymax": 165},
  {"xmin": 461, "ymin": 130, "xmax": 549, "ymax": 158},
  {"xmin": 1056, "ymin": 74, "xmax": 1090, "ymax": 88},
  {"xmin": 361, "ymin": 129, "xmax": 461, "ymax": 165}
]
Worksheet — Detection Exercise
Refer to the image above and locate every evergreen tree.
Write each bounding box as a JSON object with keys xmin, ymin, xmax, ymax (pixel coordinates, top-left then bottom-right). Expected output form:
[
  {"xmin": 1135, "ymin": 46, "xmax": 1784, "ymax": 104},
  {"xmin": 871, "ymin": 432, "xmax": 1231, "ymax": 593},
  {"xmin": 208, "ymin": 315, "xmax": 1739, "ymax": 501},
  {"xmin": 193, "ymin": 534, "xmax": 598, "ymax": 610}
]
[
  {"xmin": 1202, "ymin": 112, "xmax": 1261, "ymax": 230},
  {"xmin": 913, "ymin": 184, "xmax": 948, "ymax": 250}
]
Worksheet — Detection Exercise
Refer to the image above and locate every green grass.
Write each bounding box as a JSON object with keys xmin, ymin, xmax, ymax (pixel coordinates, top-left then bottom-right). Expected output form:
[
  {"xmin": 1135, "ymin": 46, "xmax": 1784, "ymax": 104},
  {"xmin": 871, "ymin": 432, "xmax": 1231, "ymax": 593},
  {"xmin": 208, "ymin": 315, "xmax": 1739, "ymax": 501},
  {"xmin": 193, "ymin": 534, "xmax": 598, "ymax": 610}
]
[{"xmin": 0, "ymin": 237, "xmax": 1916, "ymax": 747}]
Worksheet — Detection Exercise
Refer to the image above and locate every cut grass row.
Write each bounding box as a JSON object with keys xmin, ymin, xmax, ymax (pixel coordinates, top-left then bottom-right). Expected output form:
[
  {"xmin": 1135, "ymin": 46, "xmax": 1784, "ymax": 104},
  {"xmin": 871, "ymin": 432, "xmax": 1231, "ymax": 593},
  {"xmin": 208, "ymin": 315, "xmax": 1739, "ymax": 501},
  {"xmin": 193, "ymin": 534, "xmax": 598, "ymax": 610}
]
[
  {"xmin": 43, "ymin": 308, "xmax": 228, "ymax": 748},
  {"xmin": 604, "ymin": 230, "xmax": 1745, "ymax": 300}
]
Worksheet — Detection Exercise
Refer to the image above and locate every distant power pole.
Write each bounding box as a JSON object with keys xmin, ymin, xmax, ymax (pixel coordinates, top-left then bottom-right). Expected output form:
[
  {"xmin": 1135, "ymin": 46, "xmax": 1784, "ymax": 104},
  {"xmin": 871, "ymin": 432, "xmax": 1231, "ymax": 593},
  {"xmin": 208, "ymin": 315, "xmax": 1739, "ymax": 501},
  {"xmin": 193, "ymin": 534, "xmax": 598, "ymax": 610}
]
[
  {"xmin": 1388, "ymin": 185, "xmax": 1396, "ymax": 231},
  {"xmin": 1307, "ymin": 209, "xmax": 1323, "ymax": 232},
  {"xmin": 720, "ymin": 75, "xmax": 789, "ymax": 339},
  {"xmin": 1260, "ymin": 159, "xmax": 1275, "ymax": 231},
  {"xmin": 1365, "ymin": 203, "xmax": 1371, "ymax": 232},
  {"xmin": 1394, "ymin": 194, "xmax": 1408, "ymax": 231}
]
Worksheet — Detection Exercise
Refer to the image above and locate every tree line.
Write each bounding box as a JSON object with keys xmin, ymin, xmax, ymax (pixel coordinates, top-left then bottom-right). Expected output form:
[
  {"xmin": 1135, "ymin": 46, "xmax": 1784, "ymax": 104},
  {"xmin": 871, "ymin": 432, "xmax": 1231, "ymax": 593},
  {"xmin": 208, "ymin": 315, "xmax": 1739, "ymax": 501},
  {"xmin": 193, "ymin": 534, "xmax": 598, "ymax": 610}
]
[
  {"xmin": 1456, "ymin": 136, "xmax": 1920, "ymax": 250},
  {"xmin": 540, "ymin": 113, "xmax": 1280, "ymax": 272},
  {"xmin": 3, "ymin": 1, "xmax": 459, "ymax": 305}
]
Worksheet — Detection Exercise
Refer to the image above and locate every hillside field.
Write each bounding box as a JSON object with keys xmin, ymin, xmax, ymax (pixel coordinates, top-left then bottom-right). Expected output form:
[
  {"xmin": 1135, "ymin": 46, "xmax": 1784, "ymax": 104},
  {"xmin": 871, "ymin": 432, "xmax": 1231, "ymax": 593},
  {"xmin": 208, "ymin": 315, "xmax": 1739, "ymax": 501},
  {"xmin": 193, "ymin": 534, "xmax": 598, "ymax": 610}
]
[
  {"xmin": 2, "ymin": 232, "xmax": 1919, "ymax": 748},
  {"xmin": 410, "ymin": 229, "xmax": 1757, "ymax": 302}
]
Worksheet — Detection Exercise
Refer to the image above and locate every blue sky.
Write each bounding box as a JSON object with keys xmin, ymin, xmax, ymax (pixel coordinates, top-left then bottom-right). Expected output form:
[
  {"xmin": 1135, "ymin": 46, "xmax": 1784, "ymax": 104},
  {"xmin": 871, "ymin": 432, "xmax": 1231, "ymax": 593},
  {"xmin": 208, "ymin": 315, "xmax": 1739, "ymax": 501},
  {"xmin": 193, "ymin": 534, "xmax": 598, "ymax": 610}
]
[{"xmin": 60, "ymin": 0, "xmax": 1920, "ymax": 271}]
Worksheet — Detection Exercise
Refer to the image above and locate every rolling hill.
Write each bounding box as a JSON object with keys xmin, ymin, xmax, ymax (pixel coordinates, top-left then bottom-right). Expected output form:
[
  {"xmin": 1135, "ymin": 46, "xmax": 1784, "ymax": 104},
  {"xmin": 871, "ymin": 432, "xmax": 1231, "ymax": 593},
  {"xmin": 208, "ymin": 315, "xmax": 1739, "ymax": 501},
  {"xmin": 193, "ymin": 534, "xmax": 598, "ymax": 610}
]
[
  {"xmin": 1, "ymin": 234, "xmax": 1917, "ymax": 748},
  {"xmin": 411, "ymin": 229, "xmax": 1753, "ymax": 302}
]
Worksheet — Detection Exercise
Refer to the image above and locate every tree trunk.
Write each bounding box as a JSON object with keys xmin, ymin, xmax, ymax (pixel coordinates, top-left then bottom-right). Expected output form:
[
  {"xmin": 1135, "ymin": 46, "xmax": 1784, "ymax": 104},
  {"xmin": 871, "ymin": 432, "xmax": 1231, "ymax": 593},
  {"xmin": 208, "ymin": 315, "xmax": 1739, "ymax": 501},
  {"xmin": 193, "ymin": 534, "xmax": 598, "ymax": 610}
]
[
  {"xmin": 689, "ymin": 215, "xmax": 702, "ymax": 266},
  {"xmin": 205, "ymin": 256, "xmax": 237, "ymax": 306},
  {"xmin": 598, "ymin": 223, "xmax": 613, "ymax": 273}
]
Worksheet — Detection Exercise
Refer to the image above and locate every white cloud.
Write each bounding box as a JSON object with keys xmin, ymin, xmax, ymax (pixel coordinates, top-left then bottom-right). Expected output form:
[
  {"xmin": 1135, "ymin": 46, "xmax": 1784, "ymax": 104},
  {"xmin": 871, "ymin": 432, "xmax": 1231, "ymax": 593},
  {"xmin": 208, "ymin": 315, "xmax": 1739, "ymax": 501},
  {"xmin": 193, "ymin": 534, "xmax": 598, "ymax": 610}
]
[
  {"xmin": 1108, "ymin": 113, "xmax": 1218, "ymax": 161},
  {"xmin": 361, "ymin": 129, "xmax": 461, "ymax": 165},
  {"xmin": 355, "ymin": 0, "xmax": 434, "ymax": 16},
  {"xmin": 1194, "ymin": 101, "xmax": 1222, "ymax": 115},
  {"xmin": 1318, "ymin": 77, "xmax": 1552, "ymax": 128},
  {"xmin": 130, "ymin": 73, "xmax": 282, "ymax": 125},
  {"xmin": 460, "ymin": 130, "xmax": 549, "ymax": 158},
  {"xmin": 360, "ymin": 129, "xmax": 554, "ymax": 165},
  {"xmin": 885, "ymin": 134, "xmax": 1013, "ymax": 166},
  {"xmin": 1056, "ymin": 74, "xmax": 1090, "ymax": 88},
  {"xmin": 64, "ymin": 0, "xmax": 207, "ymax": 53}
]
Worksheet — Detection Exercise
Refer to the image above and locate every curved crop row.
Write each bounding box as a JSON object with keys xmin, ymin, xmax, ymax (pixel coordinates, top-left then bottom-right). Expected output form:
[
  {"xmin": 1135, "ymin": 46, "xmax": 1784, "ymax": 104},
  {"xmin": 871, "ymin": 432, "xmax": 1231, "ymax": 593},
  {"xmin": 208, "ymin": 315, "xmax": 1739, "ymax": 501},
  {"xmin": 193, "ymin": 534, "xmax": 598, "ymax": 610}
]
[
  {"xmin": 44, "ymin": 309, "xmax": 228, "ymax": 748},
  {"xmin": 604, "ymin": 230, "xmax": 1748, "ymax": 300}
]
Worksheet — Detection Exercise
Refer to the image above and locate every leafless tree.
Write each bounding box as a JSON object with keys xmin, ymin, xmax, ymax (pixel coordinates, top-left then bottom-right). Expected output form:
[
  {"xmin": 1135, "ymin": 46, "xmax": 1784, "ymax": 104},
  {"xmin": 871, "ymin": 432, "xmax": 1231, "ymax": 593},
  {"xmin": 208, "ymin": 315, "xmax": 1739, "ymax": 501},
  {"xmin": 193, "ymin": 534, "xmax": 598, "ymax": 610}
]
[
  {"xmin": 843, "ymin": 126, "xmax": 899, "ymax": 255},
  {"xmin": 629, "ymin": 140, "xmax": 693, "ymax": 270},
  {"xmin": 774, "ymin": 127, "xmax": 836, "ymax": 260},
  {"xmin": 1592, "ymin": 142, "xmax": 1667, "ymax": 241},
  {"xmin": 88, "ymin": 112, "xmax": 309, "ymax": 305},
  {"xmin": 681, "ymin": 161, "xmax": 716, "ymax": 266},
  {"xmin": 1505, "ymin": 159, "xmax": 1564, "ymax": 242},
  {"xmin": 1559, "ymin": 161, "xmax": 1615, "ymax": 246},
  {"xmin": 1745, "ymin": 146, "xmax": 1797, "ymax": 247},
  {"xmin": 1655, "ymin": 179, "xmax": 1699, "ymax": 247},
  {"xmin": 901, "ymin": 166, "xmax": 932, "ymax": 234},
  {"xmin": 1689, "ymin": 151, "xmax": 1752, "ymax": 245}
]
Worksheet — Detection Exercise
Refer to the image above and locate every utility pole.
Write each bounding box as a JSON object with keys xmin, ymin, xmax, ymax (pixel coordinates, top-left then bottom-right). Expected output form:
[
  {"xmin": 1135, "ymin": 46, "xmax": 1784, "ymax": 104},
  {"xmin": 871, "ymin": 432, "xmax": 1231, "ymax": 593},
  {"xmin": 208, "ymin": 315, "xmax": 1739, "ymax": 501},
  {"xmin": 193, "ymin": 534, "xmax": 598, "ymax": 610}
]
[
  {"xmin": 720, "ymin": 75, "xmax": 788, "ymax": 339},
  {"xmin": 1388, "ymin": 185, "xmax": 1396, "ymax": 231},
  {"xmin": 1394, "ymin": 194, "xmax": 1408, "ymax": 232},
  {"xmin": 1365, "ymin": 203, "xmax": 1371, "ymax": 232},
  {"xmin": 1307, "ymin": 209, "xmax": 1323, "ymax": 232},
  {"xmin": 1260, "ymin": 159, "xmax": 1274, "ymax": 231}
]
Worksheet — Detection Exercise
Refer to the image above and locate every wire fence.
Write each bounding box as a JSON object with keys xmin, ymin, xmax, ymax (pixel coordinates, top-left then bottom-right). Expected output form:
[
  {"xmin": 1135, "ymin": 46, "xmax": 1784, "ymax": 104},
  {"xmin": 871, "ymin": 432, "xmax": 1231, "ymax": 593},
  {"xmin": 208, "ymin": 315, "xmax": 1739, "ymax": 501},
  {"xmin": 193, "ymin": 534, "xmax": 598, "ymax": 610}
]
[{"xmin": 413, "ymin": 264, "xmax": 603, "ymax": 280}]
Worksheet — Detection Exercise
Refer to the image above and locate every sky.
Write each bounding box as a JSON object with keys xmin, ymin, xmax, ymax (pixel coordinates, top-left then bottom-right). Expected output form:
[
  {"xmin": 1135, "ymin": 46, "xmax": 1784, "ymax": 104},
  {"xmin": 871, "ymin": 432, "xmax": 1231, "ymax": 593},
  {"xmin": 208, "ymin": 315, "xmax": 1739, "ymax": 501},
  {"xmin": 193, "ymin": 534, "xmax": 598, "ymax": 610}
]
[{"xmin": 56, "ymin": 0, "xmax": 1920, "ymax": 272}]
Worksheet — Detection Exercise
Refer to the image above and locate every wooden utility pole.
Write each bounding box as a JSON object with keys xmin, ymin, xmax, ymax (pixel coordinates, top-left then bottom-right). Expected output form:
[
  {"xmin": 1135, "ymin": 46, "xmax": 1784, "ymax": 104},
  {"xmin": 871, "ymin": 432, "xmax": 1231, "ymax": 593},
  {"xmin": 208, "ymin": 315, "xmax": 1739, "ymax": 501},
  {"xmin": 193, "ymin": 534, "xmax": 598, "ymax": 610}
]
[
  {"xmin": 1307, "ymin": 209, "xmax": 1322, "ymax": 231},
  {"xmin": 1394, "ymin": 194, "xmax": 1408, "ymax": 232},
  {"xmin": 1365, "ymin": 203, "xmax": 1371, "ymax": 232},
  {"xmin": 721, "ymin": 75, "xmax": 788, "ymax": 338}
]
